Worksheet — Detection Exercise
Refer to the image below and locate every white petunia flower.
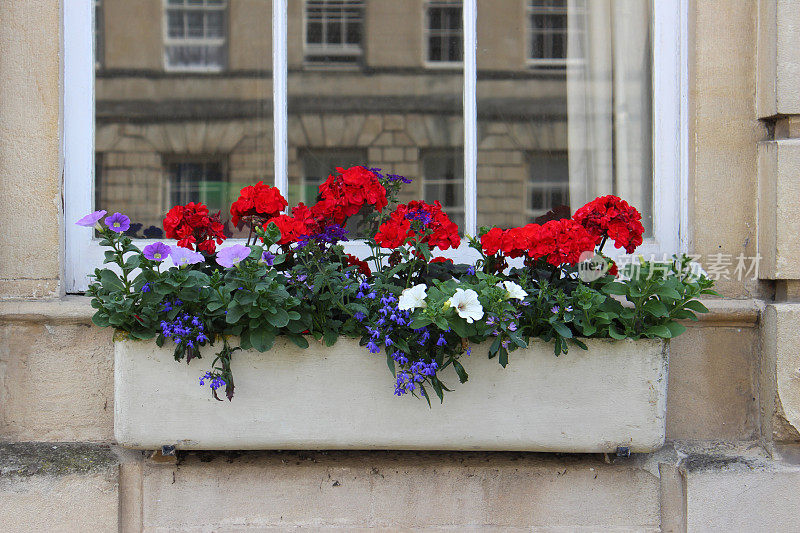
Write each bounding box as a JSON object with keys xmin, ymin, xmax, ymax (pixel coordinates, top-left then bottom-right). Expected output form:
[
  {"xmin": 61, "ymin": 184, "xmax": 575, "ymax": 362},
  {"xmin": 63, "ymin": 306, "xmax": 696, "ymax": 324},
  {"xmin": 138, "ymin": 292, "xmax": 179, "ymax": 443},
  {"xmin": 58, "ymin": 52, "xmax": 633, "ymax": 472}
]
[
  {"xmin": 448, "ymin": 288, "xmax": 484, "ymax": 323},
  {"xmin": 398, "ymin": 283, "xmax": 428, "ymax": 311},
  {"xmin": 500, "ymin": 280, "xmax": 528, "ymax": 300}
]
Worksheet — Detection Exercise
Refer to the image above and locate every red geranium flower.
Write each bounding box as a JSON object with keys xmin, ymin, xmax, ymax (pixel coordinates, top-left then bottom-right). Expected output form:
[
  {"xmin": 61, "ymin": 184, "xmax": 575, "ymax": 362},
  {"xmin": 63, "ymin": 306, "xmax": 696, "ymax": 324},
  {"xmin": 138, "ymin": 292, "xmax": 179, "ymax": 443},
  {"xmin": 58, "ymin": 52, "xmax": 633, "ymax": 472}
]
[
  {"xmin": 263, "ymin": 214, "xmax": 308, "ymax": 246},
  {"xmin": 163, "ymin": 202, "xmax": 226, "ymax": 253},
  {"xmin": 572, "ymin": 195, "xmax": 645, "ymax": 254},
  {"xmin": 230, "ymin": 181, "xmax": 288, "ymax": 226},
  {"xmin": 529, "ymin": 219, "xmax": 596, "ymax": 266},
  {"xmin": 344, "ymin": 253, "xmax": 372, "ymax": 277},
  {"xmin": 480, "ymin": 227, "xmax": 504, "ymax": 256},
  {"xmin": 374, "ymin": 200, "xmax": 460, "ymax": 252},
  {"xmin": 502, "ymin": 224, "xmax": 540, "ymax": 259},
  {"xmin": 316, "ymin": 166, "xmax": 388, "ymax": 225}
]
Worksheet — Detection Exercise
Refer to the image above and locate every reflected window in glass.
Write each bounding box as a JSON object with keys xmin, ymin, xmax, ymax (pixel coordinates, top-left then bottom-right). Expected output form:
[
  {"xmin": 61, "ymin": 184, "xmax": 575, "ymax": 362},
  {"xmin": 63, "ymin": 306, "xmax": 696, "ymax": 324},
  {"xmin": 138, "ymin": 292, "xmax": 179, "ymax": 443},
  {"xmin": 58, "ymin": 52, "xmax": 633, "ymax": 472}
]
[
  {"xmin": 426, "ymin": 1, "xmax": 463, "ymax": 63},
  {"xmin": 422, "ymin": 150, "xmax": 464, "ymax": 230},
  {"xmin": 164, "ymin": 0, "xmax": 228, "ymax": 71},
  {"xmin": 305, "ymin": 0, "xmax": 364, "ymax": 65}
]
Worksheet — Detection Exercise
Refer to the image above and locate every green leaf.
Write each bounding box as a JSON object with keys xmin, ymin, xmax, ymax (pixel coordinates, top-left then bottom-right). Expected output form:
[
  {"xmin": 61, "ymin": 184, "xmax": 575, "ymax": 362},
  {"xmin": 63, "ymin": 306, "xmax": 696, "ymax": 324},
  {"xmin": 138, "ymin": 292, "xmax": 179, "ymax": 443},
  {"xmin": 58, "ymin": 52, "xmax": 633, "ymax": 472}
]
[
  {"xmin": 91, "ymin": 311, "xmax": 110, "ymax": 327},
  {"xmin": 572, "ymin": 338, "xmax": 588, "ymax": 350},
  {"xmin": 498, "ymin": 347, "xmax": 508, "ymax": 368},
  {"xmin": 683, "ymin": 300, "xmax": 710, "ymax": 313},
  {"xmin": 603, "ymin": 282, "xmax": 628, "ymax": 295},
  {"xmin": 672, "ymin": 309, "xmax": 698, "ymax": 321},
  {"xmin": 225, "ymin": 305, "xmax": 246, "ymax": 324},
  {"xmin": 128, "ymin": 329, "xmax": 154, "ymax": 340},
  {"xmin": 123, "ymin": 255, "xmax": 141, "ymax": 271},
  {"xmin": 452, "ymin": 359, "xmax": 469, "ymax": 383},
  {"xmin": 609, "ymin": 324, "xmax": 626, "ymax": 340},
  {"xmin": 266, "ymin": 308, "xmax": 290, "ymax": 328},
  {"xmin": 551, "ymin": 322, "xmax": 573, "ymax": 339},
  {"xmin": 250, "ymin": 327, "xmax": 276, "ymax": 352},
  {"xmin": 430, "ymin": 377, "xmax": 444, "ymax": 403},
  {"xmin": 419, "ymin": 383, "xmax": 432, "ymax": 408},
  {"xmin": 408, "ymin": 317, "xmax": 432, "ymax": 329},
  {"xmin": 207, "ymin": 300, "xmax": 227, "ymax": 312},
  {"xmin": 656, "ymin": 286, "xmax": 681, "ymax": 300},
  {"xmin": 665, "ymin": 321, "xmax": 687, "ymax": 337},
  {"xmin": 645, "ymin": 324, "xmax": 673, "ymax": 338},
  {"xmin": 449, "ymin": 318, "xmax": 470, "ymax": 338},
  {"xmin": 386, "ymin": 352, "xmax": 396, "ymax": 375},
  {"xmin": 642, "ymin": 299, "xmax": 669, "ymax": 317},
  {"xmin": 98, "ymin": 269, "xmax": 124, "ymax": 291},
  {"xmin": 323, "ymin": 329, "xmax": 338, "ymax": 347},
  {"xmin": 287, "ymin": 334, "xmax": 309, "ymax": 349},
  {"xmin": 489, "ymin": 336, "xmax": 501, "ymax": 358}
]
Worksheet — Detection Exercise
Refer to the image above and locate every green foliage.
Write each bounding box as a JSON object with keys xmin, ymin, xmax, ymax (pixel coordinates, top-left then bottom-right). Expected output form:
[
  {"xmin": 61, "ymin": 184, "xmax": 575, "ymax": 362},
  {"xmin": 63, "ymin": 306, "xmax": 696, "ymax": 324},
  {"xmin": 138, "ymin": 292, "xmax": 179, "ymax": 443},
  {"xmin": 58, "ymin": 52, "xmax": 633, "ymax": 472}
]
[{"xmin": 87, "ymin": 221, "xmax": 715, "ymax": 403}]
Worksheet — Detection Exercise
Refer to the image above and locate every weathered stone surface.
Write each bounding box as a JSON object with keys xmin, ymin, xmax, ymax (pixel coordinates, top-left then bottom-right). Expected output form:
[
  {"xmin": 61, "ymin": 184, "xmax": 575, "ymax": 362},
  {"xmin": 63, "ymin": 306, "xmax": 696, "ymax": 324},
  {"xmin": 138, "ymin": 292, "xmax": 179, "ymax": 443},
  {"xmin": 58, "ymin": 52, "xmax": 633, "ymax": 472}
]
[
  {"xmin": 0, "ymin": 302, "xmax": 114, "ymax": 442},
  {"xmin": 761, "ymin": 303, "xmax": 800, "ymax": 442},
  {"xmin": 140, "ymin": 451, "xmax": 660, "ymax": 530},
  {"xmin": 0, "ymin": 0, "xmax": 62, "ymax": 298},
  {"xmin": 667, "ymin": 325, "xmax": 759, "ymax": 441},
  {"xmin": 757, "ymin": 139, "xmax": 800, "ymax": 279},
  {"xmin": 692, "ymin": 0, "xmax": 765, "ymax": 299},
  {"xmin": 0, "ymin": 443, "xmax": 119, "ymax": 532},
  {"xmin": 685, "ymin": 452, "xmax": 800, "ymax": 532},
  {"xmin": 757, "ymin": 0, "xmax": 800, "ymax": 117}
]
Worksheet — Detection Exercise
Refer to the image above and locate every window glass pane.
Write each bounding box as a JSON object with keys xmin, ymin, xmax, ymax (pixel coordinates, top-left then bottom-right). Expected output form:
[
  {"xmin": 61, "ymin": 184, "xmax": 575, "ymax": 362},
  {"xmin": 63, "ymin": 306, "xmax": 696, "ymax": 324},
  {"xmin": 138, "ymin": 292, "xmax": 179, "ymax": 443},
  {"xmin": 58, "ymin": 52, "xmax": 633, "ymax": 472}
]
[
  {"xmin": 307, "ymin": 22, "xmax": 323, "ymax": 44},
  {"xmin": 167, "ymin": 11, "xmax": 185, "ymax": 38},
  {"xmin": 477, "ymin": 0, "xmax": 653, "ymax": 235},
  {"xmin": 206, "ymin": 11, "xmax": 225, "ymax": 38},
  {"xmin": 94, "ymin": 0, "xmax": 269, "ymax": 239},
  {"xmin": 289, "ymin": 0, "xmax": 463, "ymax": 237},
  {"xmin": 186, "ymin": 11, "xmax": 205, "ymax": 38}
]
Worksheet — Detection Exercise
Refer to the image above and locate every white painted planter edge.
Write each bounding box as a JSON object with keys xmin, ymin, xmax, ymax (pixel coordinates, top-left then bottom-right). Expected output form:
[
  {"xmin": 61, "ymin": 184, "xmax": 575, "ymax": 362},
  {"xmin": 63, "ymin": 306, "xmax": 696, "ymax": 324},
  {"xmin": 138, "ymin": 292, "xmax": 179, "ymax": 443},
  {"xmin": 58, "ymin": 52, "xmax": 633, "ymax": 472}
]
[{"xmin": 114, "ymin": 336, "xmax": 668, "ymax": 452}]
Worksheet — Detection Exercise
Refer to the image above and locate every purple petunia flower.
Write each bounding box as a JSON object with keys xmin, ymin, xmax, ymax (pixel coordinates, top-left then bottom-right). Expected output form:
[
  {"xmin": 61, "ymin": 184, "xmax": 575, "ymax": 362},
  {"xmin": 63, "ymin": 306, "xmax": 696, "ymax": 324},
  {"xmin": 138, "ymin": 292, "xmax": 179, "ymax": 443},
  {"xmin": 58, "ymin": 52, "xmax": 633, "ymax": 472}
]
[
  {"xmin": 170, "ymin": 247, "xmax": 204, "ymax": 267},
  {"xmin": 216, "ymin": 244, "xmax": 251, "ymax": 268},
  {"xmin": 75, "ymin": 210, "xmax": 107, "ymax": 227},
  {"xmin": 143, "ymin": 242, "xmax": 171, "ymax": 262},
  {"xmin": 104, "ymin": 212, "xmax": 130, "ymax": 233},
  {"xmin": 261, "ymin": 251, "xmax": 275, "ymax": 266}
]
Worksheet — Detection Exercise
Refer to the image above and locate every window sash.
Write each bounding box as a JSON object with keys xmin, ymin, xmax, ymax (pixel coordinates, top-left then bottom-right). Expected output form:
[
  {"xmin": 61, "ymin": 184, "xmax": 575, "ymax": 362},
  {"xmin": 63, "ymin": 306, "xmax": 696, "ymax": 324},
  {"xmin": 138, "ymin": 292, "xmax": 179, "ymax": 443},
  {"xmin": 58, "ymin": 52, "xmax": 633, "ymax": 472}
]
[{"xmin": 63, "ymin": 0, "xmax": 687, "ymax": 292}]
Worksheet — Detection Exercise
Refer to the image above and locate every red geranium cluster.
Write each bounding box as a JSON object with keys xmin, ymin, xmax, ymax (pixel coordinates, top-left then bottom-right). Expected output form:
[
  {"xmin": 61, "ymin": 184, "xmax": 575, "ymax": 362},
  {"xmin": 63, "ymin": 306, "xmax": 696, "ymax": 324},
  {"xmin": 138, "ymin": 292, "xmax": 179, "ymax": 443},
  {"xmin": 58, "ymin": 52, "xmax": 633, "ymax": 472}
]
[
  {"xmin": 262, "ymin": 166, "xmax": 388, "ymax": 245},
  {"xmin": 163, "ymin": 202, "xmax": 226, "ymax": 253},
  {"xmin": 265, "ymin": 213, "xmax": 309, "ymax": 245},
  {"xmin": 313, "ymin": 166, "xmax": 388, "ymax": 225},
  {"xmin": 230, "ymin": 181, "xmax": 288, "ymax": 226},
  {"xmin": 480, "ymin": 219, "xmax": 595, "ymax": 266},
  {"xmin": 572, "ymin": 195, "xmax": 644, "ymax": 254},
  {"xmin": 374, "ymin": 200, "xmax": 461, "ymax": 251}
]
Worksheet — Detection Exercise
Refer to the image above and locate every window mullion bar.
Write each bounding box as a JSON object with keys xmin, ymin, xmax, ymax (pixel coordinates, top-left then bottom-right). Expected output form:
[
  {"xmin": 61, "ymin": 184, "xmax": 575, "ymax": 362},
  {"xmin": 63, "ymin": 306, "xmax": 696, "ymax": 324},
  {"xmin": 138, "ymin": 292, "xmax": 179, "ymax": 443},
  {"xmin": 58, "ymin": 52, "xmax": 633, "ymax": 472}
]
[
  {"xmin": 463, "ymin": 0, "xmax": 477, "ymax": 236},
  {"xmin": 273, "ymin": 0, "xmax": 289, "ymax": 196}
]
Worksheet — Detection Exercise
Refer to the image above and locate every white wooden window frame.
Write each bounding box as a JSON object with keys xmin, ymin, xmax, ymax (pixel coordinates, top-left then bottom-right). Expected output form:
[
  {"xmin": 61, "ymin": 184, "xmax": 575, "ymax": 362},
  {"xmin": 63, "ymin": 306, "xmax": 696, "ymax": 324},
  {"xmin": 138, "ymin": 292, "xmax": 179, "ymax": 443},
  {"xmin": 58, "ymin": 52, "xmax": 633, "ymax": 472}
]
[{"xmin": 63, "ymin": 0, "xmax": 688, "ymax": 292}]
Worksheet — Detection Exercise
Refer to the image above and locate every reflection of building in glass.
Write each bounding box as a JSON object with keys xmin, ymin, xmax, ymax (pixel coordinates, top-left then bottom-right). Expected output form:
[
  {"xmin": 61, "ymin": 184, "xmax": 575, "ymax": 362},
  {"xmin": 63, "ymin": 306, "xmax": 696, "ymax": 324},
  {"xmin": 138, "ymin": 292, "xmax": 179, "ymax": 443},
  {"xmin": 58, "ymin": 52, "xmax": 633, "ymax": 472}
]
[{"xmin": 95, "ymin": 0, "xmax": 650, "ymax": 236}]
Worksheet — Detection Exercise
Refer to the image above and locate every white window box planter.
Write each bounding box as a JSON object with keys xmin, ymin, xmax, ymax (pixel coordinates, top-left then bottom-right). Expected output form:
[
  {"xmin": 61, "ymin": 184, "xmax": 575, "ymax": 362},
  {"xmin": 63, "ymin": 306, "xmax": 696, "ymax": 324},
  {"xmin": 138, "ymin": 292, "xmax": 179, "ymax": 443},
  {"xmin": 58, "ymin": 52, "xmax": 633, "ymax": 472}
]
[{"xmin": 114, "ymin": 337, "xmax": 668, "ymax": 452}]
